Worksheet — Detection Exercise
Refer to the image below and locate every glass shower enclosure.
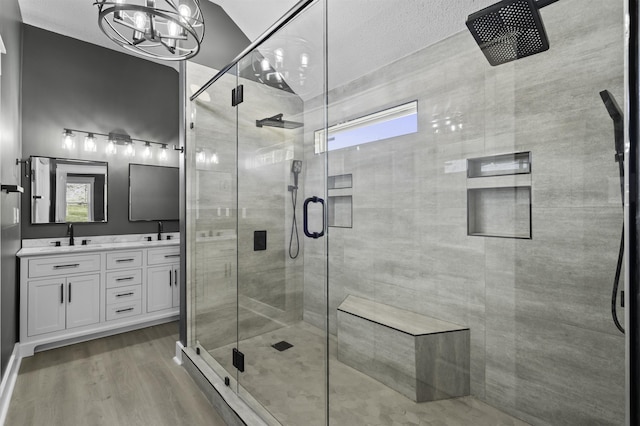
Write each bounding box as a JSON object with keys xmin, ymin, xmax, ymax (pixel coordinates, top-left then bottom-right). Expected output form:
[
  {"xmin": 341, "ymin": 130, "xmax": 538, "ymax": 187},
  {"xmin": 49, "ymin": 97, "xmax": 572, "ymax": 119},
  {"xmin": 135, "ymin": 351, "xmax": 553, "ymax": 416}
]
[{"xmin": 185, "ymin": 0, "xmax": 629, "ymax": 424}]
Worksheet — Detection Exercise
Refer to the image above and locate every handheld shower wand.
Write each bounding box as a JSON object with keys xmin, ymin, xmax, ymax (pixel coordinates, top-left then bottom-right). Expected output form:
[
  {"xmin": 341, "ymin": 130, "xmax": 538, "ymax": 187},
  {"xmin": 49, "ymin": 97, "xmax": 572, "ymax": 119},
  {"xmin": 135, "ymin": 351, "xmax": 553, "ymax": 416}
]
[
  {"xmin": 289, "ymin": 160, "xmax": 303, "ymax": 259},
  {"xmin": 291, "ymin": 160, "xmax": 302, "ymax": 189},
  {"xmin": 600, "ymin": 89, "xmax": 625, "ymax": 334}
]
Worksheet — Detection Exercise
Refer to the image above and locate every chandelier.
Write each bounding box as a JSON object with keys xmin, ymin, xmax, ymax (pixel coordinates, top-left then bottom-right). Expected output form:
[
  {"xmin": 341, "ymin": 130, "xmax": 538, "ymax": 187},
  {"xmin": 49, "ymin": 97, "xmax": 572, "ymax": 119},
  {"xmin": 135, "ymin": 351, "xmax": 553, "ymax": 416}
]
[{"xmin": 94, "ymin": 0, "xmax": 205, "ymax": 61}]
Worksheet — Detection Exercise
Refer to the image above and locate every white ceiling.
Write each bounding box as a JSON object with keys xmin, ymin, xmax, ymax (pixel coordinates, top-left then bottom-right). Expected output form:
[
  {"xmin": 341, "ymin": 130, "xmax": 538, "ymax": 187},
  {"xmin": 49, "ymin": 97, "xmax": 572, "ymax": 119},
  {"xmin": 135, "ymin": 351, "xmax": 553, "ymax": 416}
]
[{"xmin": 17, "ymin": 0, "xmax": 497, "ymax": 87}]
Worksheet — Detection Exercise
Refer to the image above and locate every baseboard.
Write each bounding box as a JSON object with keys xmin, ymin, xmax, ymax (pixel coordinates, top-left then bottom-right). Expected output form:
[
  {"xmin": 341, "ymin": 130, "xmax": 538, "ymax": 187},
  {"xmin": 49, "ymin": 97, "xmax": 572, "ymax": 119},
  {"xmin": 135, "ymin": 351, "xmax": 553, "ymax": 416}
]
[
  {"xmin": 173, "ymin": 341, "xmax": 184, "ymax": 365},
  {"xmin": 0, "ymin": 344, "xmax": 22, "ymax": 425}
]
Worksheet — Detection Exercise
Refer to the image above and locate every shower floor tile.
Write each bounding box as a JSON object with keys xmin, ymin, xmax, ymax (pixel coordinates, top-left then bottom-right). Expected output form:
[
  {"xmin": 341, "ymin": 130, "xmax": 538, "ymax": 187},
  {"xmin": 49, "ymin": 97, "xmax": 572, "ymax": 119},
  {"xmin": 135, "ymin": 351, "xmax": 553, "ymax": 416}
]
[{"xmin": 209, "ymin": 321, "xmax": 529, "ymax": 426}]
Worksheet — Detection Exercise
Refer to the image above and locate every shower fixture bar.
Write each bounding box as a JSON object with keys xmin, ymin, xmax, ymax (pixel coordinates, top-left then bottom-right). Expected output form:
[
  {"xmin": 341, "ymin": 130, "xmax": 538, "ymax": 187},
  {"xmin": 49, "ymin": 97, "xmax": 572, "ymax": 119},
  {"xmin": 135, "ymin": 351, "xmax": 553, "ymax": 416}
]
[
  {"xmin": 190, "ymin": 0, "xmax": 315, "ymax": 101},
  {"xmin": 256, "ymin": 114, "xmax": 303, "ymax": 129}
]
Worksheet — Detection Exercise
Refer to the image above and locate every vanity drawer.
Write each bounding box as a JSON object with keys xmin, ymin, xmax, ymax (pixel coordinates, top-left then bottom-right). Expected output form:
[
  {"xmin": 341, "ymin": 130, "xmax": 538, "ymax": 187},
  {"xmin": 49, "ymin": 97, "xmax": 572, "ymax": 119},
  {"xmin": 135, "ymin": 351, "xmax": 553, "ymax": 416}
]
[
  {"xmin": 106, "ymin": 269, "xmax": 142, "ymax": 288},
  {"xmin": 147, "ymin": 247, "xmax": 180, "ymax": 265},
  {"xmin": 106, "ymin": 285, "xmax": 141, "ymax": 305},
  {"xmin": 106, "ymin": 300, "xmax": 142, "ymax": 321},
  {"xmin": 106, "ymin": 251, "xmax": 143, "ymax": 270},
  {"xmin": 28, "ymin": 254, "xmax": 101, "ymax": 278}
]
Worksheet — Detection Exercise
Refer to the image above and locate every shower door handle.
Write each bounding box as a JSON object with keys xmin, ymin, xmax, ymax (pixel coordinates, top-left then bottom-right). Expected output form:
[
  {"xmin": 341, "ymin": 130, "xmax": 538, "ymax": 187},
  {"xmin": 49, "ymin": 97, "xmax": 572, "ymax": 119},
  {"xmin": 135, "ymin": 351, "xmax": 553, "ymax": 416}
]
[{"xmin": 303, "ymin": 196, "xmax": 325, "ymax": 239}]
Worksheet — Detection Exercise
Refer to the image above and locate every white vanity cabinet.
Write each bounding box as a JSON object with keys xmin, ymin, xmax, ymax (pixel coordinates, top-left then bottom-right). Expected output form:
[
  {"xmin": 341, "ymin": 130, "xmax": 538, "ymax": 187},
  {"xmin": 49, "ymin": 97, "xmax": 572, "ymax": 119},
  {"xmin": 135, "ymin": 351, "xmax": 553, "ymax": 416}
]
[
  {"xmin": 27, "ymin": 274, "xmax": 100, "ymax": 336},
  {"xmin": 18, "ymin": 241, "xmax": 180, "ymax": 357},
  {"xmin": 147, "ymin": 246, "xmax": 180, "ymax": 312},
  {"xmin": 105, "ymin": 250, "xmax": 143, "ymax": 321}
]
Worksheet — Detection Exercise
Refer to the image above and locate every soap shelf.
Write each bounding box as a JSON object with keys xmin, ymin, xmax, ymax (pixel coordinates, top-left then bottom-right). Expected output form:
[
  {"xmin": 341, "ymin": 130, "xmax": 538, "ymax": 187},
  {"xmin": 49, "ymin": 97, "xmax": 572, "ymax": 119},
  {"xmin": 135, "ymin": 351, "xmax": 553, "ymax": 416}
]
[
  {"xmin": 467, "ymin": 152, "xmax": 531, "ymax": 178},
  {"xmin": 328, "ymin": 174, "xmax": 353, "ymax": 190}
]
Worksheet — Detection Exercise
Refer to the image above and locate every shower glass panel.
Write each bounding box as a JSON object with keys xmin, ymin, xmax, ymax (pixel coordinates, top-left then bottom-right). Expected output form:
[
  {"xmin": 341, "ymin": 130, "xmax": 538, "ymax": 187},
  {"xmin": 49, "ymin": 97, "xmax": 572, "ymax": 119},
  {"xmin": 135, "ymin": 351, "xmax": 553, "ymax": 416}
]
[
  {"xmin": 326, "ymin": 0, "xmax": 626, "ymax": 425},
  {"xmin": 234, "ymin": 4, "xmax": 327, "ymax": 423},
  {"xmin": 186, "ymin": 0, "xmax": 628, "ymax": 424},
  {"xmin": 187, "ymin": 63, "xmax": 240, "ymax": 391}
]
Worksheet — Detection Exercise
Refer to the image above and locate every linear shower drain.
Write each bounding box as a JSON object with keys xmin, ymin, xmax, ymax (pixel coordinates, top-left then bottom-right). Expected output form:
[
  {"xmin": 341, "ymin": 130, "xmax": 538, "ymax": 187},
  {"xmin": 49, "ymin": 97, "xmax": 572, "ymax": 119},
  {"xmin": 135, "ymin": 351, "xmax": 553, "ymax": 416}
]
[{"xmin": 272, "ymin": 341, "xmax": 293, "ymax": 351}]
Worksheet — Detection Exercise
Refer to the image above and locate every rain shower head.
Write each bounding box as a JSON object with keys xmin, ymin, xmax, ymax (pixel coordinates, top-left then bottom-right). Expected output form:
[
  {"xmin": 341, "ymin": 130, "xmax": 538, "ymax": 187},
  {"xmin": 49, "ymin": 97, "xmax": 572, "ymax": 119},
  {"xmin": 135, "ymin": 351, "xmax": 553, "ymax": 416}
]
[
  {"xmin": 466, "ymin": 0, "xmax": 559, "ymax": 66},
  {"xmin": 256, "ymin": 114, "xmax": 303, "ymax": 129}
]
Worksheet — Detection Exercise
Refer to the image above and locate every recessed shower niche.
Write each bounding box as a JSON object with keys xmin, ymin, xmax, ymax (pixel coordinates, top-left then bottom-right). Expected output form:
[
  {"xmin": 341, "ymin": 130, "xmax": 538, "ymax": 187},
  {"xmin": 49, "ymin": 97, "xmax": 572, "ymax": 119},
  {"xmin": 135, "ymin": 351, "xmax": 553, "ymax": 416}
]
[
  {"xmin": 328, "ymin": 174, "xmax": 352, "ymax": 228},
  {"xmin": 467, "ymin": 152, "xmax": 532, "ymax": 239},
  {"xmin": 467, "ymin": 186, "xmax": 531, "ymax": 239}
]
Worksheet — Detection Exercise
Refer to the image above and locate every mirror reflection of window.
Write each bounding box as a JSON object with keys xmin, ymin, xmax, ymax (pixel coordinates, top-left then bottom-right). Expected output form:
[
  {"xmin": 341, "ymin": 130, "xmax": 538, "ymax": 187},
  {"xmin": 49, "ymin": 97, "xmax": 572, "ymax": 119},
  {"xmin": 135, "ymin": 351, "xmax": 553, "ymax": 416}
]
[
  {"xmin": 32, "ymin": 157, "xmax": 52, "ymax": 223},
  {"xmin": 30, "ymin": 156, "xmax": 108, "ymax": 224},
  {"xmin": 65, "ymin": 176, "xmax": 95, "ymax": 222}
]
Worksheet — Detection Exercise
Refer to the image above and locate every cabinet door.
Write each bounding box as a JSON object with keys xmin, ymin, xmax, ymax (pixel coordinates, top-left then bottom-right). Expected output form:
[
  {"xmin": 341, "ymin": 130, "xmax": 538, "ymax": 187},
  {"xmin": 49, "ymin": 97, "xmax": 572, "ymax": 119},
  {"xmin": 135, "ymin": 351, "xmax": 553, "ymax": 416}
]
[
  {"xmin": 28, "ymin": 278, "xmax": 66, "ymax": 336},
  {"xmin": 66, "ymin": 274, "xmax": 101, "ymax": 329},
  {"xmin": 172, "ymin": 265, "xmax": 181, "ymax": 308},
  {"xmin": 147, "ymin": 265, "xmax": 173, "ymax": 312}
]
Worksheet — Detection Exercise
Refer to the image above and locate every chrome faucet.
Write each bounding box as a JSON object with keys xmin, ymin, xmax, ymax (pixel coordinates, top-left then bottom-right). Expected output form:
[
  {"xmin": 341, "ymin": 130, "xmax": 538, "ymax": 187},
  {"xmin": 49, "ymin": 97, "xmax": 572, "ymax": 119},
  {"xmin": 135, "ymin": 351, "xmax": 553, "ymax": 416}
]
[
  {"xmin": 157, "ymin": 221, "xmax": 163, "ymax": 241},
  {"xmin": 67, "ymin": 223, "xmax": 75, "ymax": 246}
]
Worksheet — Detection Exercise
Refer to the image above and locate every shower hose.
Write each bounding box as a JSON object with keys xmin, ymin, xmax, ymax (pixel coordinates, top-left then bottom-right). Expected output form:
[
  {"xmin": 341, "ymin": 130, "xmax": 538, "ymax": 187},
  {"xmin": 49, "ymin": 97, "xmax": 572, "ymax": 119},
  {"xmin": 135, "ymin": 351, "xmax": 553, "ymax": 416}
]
[{"xmin": 289, "ymin": 186, "xmax": 300, "ymax": 259}]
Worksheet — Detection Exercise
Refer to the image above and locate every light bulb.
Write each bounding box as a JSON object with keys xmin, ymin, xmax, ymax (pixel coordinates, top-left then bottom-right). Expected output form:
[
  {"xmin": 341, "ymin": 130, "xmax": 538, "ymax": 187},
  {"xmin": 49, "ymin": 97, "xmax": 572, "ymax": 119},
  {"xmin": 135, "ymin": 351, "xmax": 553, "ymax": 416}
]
[
  {"xmin": 211, "ymin": 153, "xmax": 219, "ymax": 164},
  {"xmin": 125, "ymin": 142, "xmax": 135, "ymax": 157},
  {"xmin": 106, "ymin": 140, "xmax": 117, "ymax": 155},
  {"xmin": 261, "ymin": 58, "xmax": 270, "ymax": 72},
  {"xmin": 168, "ymin": 20, "xmax": 180, "ymax": 37},
  {"xmin": 143, "ymin": 142, "xmax": 152, "ymax": 159},
  {"xmin": 300, "ymin": 53, "xmax": 309, "ymax": 68},
  {"xmin": 134, "ymin": 12, "xmax": 147, "ymax": 30},
  {"xmin": 114, "ymin": 0, "xmax": 124, "ymax": 19},
  {"xmin": 159, "ymin": 145, "xmax": 168, "ymax": 161},
  {"xmin": 178, "ymin": 4, "xmax": 192, "ymax": 18},
  {"xmin": 196, "ymin": 150, "xmax": 205, "ymax": 163},
  {"xmin": 275, "ymin": 48, "xmax": 284, "ymax": 68},
  {"xmin": 61, "ymin": 130, "xmax": 75, "ymax": 150},
  {"xmin": 84, "ymin": 134, "xmax": 97, "ymax": 152}
]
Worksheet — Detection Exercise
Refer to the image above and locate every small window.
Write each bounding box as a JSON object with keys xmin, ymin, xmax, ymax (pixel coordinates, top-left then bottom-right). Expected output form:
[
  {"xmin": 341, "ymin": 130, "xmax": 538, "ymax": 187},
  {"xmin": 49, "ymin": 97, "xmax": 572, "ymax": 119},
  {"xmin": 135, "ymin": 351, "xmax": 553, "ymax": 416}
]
[{"xmin": 315, "ymin": 101, "xmax": 418, "ymax": 154}]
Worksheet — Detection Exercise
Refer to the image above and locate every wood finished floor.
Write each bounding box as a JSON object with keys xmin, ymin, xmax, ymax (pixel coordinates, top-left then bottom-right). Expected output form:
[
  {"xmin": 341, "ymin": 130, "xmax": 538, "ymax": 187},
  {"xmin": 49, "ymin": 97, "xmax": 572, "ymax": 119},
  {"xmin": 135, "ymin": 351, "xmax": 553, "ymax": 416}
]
[{"xmin": 5, "ymin": 322, "xmax": 227, "ymax": 426}]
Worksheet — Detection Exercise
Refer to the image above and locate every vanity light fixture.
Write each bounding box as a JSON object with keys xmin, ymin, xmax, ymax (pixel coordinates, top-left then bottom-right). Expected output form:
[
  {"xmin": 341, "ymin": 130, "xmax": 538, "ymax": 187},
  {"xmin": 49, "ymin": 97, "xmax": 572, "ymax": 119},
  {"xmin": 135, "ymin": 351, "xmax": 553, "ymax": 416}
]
[
  {"xmin": 94, "ymin": 0, "xmax": 205, "ymax": 61},
  {"xmin": 62, "ymin": 127, "xmax": 172, "ymax": 159},
  {"xmin": 61, "ymin": 129, "xmax": 76, "ymax": 150}
]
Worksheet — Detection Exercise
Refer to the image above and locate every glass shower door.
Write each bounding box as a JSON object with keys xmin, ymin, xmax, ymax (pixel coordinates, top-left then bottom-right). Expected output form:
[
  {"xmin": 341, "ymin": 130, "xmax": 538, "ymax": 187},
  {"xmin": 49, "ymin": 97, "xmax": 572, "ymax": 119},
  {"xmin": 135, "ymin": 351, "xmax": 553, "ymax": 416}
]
[
  {"xmin": 187, "ymin": 62, "xmax": 240, "ymax": 391},
  {"xmin": 234, "ymin": 3, "xmax": 328, "ymax": 423}
]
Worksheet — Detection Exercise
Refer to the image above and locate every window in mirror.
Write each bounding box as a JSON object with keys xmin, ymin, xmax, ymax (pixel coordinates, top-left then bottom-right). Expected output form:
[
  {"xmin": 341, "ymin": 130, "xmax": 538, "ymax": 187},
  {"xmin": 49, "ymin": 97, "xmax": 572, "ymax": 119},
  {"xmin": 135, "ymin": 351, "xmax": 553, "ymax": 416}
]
[{"xmin": 65, "ymin": 177, "xmax": 95, "ymax": 222}]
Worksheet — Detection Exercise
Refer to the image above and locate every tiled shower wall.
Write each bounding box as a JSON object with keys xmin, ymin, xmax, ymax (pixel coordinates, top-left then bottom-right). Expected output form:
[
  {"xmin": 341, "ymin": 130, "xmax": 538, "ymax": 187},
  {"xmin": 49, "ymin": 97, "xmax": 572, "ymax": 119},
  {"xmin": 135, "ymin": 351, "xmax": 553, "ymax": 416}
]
[{"xmin": 303, "ymin": 0, "xmax": 625, "ymax": 424}]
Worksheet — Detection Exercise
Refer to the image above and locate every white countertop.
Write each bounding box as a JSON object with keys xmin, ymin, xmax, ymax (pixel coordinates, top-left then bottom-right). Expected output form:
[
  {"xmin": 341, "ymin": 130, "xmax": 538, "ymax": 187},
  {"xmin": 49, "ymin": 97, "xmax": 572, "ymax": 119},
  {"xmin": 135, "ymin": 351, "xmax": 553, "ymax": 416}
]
[
  {"xmin": 17, "ymin": 239, "xmax": 180, "ymax": 257},
  {"xmin": 18, "ymin": 233, "xmax": 181, "ymax": 257}
]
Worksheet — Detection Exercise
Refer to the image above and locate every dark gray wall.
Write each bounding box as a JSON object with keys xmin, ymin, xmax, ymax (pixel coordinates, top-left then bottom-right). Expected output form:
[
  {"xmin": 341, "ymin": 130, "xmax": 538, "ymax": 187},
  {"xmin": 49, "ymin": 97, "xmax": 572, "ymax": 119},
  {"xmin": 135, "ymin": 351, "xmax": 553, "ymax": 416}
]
[
  {"xmin": 189, "ymin": 1, "xmax": 251, "ymax": 70},
  {"xmin": 0, "ymin": 0, "xmax": 22, "ymax": 374},
  {"xmin": 21, "ymin": 26, "xmax": 180, "ymax": 239}
]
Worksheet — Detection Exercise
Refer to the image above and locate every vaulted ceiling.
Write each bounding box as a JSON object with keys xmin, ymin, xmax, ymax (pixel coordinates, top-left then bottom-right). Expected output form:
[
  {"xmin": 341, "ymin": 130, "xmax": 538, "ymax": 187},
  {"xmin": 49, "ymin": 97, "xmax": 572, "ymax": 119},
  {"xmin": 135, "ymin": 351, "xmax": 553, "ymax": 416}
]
[{"xmin": 17, "ymin": 1, "xmax": 497, "ymax": 89}]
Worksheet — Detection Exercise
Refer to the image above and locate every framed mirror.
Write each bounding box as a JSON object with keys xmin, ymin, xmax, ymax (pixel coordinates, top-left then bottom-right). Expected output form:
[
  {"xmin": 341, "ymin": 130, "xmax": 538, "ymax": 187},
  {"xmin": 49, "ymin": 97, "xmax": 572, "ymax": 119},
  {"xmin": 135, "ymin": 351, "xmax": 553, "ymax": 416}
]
[
  {"xmin": 31, "ymin": 156, "xmax": 108, "ymax": 224},
  {"xmin": 129, "ymin": 164, "xmax": 179, "ymax": 221}
]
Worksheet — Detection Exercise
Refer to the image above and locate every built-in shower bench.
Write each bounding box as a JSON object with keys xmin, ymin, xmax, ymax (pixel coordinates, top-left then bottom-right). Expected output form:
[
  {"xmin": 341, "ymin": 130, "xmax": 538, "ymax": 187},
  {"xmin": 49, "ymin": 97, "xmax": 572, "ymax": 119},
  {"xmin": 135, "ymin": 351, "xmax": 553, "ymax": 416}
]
[{"xmin": 336, "ymin": 295, "xmax": 470, "ymax": 402}]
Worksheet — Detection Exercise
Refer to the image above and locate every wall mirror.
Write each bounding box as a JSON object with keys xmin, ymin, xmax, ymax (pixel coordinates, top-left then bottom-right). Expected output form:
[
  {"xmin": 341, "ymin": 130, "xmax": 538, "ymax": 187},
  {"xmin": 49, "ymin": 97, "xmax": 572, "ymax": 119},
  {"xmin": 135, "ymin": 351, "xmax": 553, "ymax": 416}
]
[
  {"xmin": 31, "ymin": 156, "xmax": 108, "ymax": 224},
  {"xmin": 129, "ymin": 164, "xmax": 179, "ymax": 221}
]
